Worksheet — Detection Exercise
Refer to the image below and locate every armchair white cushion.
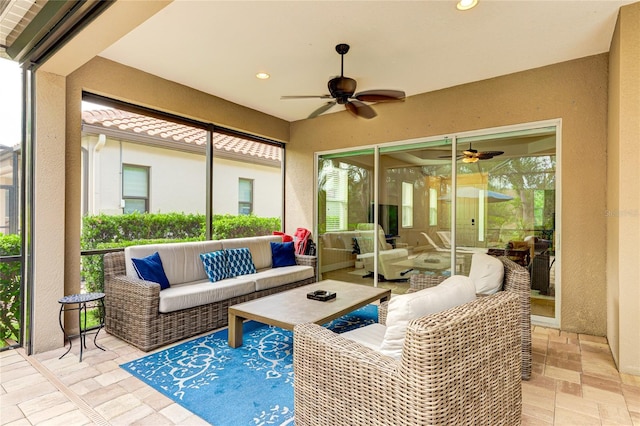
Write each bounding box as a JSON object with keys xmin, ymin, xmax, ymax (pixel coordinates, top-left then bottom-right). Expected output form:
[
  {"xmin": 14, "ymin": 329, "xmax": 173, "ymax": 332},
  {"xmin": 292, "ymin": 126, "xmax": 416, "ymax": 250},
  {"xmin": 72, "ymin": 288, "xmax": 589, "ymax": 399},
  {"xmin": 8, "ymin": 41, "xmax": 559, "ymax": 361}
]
[
  {"xmin": 469, "ymin": 252, "xmax": 504, "ymax": 295},
  {"xmin": 379, "ymin": 275, "xmax": 476, "ymax": 358}
]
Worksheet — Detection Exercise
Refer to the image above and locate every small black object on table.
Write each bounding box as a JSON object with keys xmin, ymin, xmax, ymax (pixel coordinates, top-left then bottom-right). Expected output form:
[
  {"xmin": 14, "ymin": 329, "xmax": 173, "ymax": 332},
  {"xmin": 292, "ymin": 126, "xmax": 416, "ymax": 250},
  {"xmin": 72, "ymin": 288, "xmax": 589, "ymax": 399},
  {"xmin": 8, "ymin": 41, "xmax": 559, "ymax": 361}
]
[
  {"xmin": 306, "ymin": 290, "xmax": 337, "ymax": 302},
  {"xmin": 58, "ymin": 292, "xmax": 106, "ymax": 362}
]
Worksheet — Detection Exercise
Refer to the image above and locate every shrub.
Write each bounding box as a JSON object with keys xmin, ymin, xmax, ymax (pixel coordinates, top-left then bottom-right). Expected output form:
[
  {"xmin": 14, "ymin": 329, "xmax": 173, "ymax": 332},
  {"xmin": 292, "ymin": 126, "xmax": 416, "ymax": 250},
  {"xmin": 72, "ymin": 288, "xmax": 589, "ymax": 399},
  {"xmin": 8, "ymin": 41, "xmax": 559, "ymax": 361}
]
[
  {"xmin": 81, "ymin": 213, "xmax": 281, "ymax": 293},
  {"xmin": 0, "ymin": 234, "xmax": 21, "ymax": 345},
  {"xmin": 211, "ymin": 214, "xmax": 281, "ymax": 239},
  {"xmin": 81, "ymin": 212, "xmax": 205, "ymax": 248}
]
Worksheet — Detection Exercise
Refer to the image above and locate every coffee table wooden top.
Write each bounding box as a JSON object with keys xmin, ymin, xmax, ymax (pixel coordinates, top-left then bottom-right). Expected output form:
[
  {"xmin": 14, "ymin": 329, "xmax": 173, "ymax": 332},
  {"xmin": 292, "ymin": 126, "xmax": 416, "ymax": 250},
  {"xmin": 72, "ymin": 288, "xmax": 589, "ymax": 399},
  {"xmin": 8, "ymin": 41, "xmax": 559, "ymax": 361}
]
[{"xmin": 227, "ymin": 280, "xmax": 391, "ymax": 347}]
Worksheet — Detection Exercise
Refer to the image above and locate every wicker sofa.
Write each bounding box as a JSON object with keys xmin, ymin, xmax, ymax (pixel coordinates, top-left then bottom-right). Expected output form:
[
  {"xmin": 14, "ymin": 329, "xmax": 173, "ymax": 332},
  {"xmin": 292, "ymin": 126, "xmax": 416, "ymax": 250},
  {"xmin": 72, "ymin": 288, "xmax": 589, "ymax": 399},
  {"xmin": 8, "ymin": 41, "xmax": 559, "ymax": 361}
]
[
  {"xmin": 293, "ymin": 290, "xmax": 522, "ymax": 425},
  {"xmin": 104, "ymin": 235, "xmax": 316, "ymax": 351}
]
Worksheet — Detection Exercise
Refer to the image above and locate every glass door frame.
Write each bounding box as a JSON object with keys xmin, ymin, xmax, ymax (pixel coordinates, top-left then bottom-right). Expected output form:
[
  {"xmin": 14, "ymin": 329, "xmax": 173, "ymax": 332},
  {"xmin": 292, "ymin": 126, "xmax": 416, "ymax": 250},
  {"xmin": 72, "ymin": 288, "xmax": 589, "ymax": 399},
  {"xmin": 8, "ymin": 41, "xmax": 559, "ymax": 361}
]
[{"xmin": 314, "ymin": 118, "xmax": 561, "ymax": 328}]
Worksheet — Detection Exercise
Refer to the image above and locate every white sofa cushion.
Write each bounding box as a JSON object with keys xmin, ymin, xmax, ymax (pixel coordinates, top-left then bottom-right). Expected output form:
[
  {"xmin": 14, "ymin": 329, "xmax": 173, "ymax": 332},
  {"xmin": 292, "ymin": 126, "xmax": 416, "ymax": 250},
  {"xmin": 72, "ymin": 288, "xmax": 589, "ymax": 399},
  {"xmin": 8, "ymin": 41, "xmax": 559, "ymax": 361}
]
[
  {"xmin": 158, "ymin": 277, "xmax": 256, "ymax": 313},
  {"xmin": 469, "ymin": 253, "xmax": 504, "ymax": 295},
  {"xmin": 379, "ymin": 275, "xmax": 476, "ymax": 359},
  {"xmin": 341, "ymin": 323, "xmax": 387, "ymax": 351},
  {"xmin": 126, "ymin": 241, "xmax": 223, "ymax": 284},
  {"xmin": 252, "ymin": 265, "xmax": 314, "ymax": 291},
  {"xmin": 221, "ymin": 235, "xmax": 280, "ymax": 270}
]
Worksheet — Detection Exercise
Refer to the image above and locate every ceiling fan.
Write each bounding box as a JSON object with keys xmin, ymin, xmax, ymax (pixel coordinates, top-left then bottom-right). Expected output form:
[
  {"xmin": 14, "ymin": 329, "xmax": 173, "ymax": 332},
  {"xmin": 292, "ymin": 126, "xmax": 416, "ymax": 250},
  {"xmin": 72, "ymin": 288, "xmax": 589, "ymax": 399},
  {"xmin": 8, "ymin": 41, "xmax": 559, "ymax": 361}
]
[
  {"xmin": 281, "ymin": 43, "xmax": 406, "ymax": 119},
  {"xmin": 439, "ymin": 143, "xmax": 504, "ymax": 163}
]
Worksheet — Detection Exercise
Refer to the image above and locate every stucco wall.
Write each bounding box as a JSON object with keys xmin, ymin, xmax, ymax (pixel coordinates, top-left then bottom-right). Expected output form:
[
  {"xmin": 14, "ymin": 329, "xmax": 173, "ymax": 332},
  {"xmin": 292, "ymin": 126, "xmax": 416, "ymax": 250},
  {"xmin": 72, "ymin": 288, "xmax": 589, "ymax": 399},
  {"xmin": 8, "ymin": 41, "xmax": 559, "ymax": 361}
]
[
  {"xmin": 33, "ymin": 71, "xmax": 68, "ymax": 353},
  {"xmin": 288, "ymin": 55, "xmax": 610, "ymax": 335},
  {"xmin": 82, "ymin": 135, "xmax": 282, "ymax": 217},
  {"xmin": 607, "ymin": 2, "xmax": 640, "ymax": 375}
]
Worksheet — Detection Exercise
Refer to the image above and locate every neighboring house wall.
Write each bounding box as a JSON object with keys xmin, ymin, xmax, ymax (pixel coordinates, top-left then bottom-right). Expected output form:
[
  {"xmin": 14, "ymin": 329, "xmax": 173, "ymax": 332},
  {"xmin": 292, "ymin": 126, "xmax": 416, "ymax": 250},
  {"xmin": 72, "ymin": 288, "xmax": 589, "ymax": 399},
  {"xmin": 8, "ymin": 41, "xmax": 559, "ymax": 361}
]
[
  {"xmin": 81, "ymin": 134, "xmax": 281, "ymax": 217},
  {"xmin": 0, "ymin": 152, "xmax": 13, "ymax": 234},
  {"xmin": 213, "ymin": 156, "xmax": 282, "ymax": 217},
  {"xmin": 82, "ymin": 134, "xmax": 206, "ymax": 215}
]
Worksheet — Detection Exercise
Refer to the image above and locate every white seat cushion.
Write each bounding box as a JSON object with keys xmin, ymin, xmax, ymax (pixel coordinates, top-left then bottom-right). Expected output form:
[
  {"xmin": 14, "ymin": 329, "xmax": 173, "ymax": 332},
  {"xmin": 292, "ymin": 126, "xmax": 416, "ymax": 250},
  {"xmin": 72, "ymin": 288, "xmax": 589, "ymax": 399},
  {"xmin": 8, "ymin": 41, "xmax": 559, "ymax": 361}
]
[
  {"xmin": 341, "ymin": 323, "xmax": 387, "ymax": 351},
  {"xmin": 251, "ymin": 265, "xmax": 314, "ymax": 291},
  {"xmin": 469, "ymin": 253, "xmax": 504, "ymax": 295},
  {"xmin": 380, "ymin": 275, "xmax": 476, "ymax": 359},
  {"xmin": 158, "ymin": 277, "xmax": 255, "ymax": 313}
]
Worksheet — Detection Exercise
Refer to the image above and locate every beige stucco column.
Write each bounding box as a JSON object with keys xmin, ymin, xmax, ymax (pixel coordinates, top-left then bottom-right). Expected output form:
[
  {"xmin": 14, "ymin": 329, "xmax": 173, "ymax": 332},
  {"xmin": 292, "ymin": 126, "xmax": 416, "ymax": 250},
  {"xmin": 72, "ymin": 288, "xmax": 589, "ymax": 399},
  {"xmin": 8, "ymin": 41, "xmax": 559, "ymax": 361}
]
[
  {"xmin": 31, "ymin": 70, "xmax": 68, "ymax": 353},
  {"xmin": 607, "ymin": 2, "xmax": 640, "ymax": 376}
]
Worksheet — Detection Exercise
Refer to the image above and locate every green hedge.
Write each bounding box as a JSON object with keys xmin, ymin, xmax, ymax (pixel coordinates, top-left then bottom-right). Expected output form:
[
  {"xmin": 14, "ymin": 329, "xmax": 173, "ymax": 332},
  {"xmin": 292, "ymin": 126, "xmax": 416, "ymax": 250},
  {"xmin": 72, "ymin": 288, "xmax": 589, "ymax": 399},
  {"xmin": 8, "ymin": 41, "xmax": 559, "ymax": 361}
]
[
  {"xmin": 0, "ymin": 234, "xmax": 21, "ymax": 346},
  {"xmin": 211, "ymin": 214, "xmax": 281, "ymax": 240},
  {"xmin": 81, "ymin": 213, "xmax": 282, "ymax": 293},
  {"xmin": 82, "ymin": 212, "xmax": 205, "ymax": 247}
]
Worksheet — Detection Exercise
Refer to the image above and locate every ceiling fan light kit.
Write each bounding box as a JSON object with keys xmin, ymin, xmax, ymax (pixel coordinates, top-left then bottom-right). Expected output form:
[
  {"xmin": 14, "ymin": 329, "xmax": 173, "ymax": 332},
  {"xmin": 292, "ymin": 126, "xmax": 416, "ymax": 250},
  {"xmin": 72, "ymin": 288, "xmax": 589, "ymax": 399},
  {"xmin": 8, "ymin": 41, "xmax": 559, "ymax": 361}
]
[
  {"xmin": 282, "ymin": 43, "xmax": 406, "ymax": 119},
  {"xmin": 439, "ymin": 143, "xmax": 504, "ymax": 162}
]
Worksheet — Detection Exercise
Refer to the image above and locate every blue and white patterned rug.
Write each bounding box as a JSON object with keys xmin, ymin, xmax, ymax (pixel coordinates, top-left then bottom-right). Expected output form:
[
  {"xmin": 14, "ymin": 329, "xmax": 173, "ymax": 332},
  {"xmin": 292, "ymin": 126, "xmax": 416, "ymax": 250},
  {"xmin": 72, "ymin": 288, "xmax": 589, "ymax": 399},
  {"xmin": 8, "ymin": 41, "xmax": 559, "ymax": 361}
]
[{"xmin": 120, "ymin": 305, "xmax": 378, "ymax": 425}]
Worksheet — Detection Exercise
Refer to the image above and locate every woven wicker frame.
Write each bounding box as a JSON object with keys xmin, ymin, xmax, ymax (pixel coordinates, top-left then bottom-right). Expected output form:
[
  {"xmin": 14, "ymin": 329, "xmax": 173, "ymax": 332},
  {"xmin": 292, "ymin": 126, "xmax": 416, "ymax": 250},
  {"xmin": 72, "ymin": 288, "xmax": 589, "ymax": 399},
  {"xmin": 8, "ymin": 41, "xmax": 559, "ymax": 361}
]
[
  {"xmin": 407, "ymin": 256, "xmax": 532, "ymax": 380},
  {"xmin": 294, "ymin": 291, "xmax": 522, "ymax": 425},
  {"xmin": 103, "ymin": 251, "xmax": 317, "ymax": 352}
]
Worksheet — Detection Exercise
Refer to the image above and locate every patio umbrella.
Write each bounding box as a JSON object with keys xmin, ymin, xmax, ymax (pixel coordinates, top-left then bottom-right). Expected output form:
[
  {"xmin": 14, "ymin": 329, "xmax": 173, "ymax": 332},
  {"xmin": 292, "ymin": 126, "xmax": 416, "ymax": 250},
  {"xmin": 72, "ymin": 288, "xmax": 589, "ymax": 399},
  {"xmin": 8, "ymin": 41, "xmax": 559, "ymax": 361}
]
[{"xmin": 438, "ymin": 187, "xmax": 513, "ymax": 203}]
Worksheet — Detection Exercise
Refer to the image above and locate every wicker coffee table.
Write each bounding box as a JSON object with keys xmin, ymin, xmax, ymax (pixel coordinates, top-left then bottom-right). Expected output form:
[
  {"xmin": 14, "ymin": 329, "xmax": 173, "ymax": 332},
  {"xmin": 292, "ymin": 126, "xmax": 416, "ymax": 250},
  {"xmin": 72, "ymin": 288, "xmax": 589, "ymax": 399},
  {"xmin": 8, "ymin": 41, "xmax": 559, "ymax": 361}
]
[{"xmin": 228, "ymin": 279, "xmax": 391, "ymax": 348}]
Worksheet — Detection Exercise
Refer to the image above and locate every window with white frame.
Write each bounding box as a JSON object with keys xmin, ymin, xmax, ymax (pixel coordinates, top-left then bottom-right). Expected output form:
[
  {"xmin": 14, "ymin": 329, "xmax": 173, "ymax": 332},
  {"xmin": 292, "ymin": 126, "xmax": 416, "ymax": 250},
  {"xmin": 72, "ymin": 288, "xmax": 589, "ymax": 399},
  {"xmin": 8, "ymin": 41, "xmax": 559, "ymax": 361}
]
[
  {"xmin": 402, "ymin": 181, "xmax": 413, "ymax": 227},
  {"xmin": 239, "ymin": 178, "xmax": 253, "ymax": 215},
  {"xmin": 122, "ymin": 164, "xmax": 149, "ymax": 213},
  {"xmin": 325, "ymin": 167, "xmax": 348, "ymax": 231},
  {"xmin": 429, "ymin": 188, "xmax": 438, "ymax": 226}
]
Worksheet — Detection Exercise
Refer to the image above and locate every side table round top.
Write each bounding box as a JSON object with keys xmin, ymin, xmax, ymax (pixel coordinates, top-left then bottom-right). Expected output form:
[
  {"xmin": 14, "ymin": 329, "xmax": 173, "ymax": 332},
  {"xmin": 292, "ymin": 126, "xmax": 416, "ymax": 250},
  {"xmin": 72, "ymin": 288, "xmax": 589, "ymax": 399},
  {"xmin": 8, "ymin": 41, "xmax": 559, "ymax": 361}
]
[{"xmin": 58, "ymin": 292, "xmax": 105, "ymax": 304}]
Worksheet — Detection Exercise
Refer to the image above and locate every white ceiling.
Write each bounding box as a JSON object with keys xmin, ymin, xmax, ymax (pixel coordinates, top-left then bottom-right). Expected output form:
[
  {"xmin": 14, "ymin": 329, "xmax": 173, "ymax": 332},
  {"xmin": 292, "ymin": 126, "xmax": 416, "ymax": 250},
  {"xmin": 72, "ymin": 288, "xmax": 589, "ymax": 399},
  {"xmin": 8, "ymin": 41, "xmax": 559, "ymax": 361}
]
[{"xmin": 98, "ymin": 0, "xmax": 634, "ymax": 122}]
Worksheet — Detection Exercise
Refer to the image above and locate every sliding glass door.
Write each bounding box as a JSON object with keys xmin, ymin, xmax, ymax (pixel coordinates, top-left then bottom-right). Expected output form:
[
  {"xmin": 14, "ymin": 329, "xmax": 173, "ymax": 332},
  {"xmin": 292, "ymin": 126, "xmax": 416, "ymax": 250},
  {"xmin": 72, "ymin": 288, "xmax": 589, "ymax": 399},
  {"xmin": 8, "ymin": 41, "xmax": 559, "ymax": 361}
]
[
  {"xmin": 455, "ymin": 126, "xmax": 558, "ymax": 321},
  {"xmin": 317, "ymin": 149, "xmax": 374, "ymax": 283},
  {"xmin": 315, "ymin": 120, "xmax": 559, "ymax": 325}
]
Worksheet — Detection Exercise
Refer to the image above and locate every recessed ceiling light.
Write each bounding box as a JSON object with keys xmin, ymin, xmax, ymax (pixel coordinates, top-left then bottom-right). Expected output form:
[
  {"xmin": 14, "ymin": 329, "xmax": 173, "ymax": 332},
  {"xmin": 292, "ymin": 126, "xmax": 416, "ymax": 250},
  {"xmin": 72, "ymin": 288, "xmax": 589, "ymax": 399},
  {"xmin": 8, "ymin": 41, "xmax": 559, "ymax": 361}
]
[
  {"xmin": 256, "ymin": 72, "xmax": 270, "ymax": 80},
  {"xmin": 456, "ymin": 0, "xmax": 478, "ymax": 11}
]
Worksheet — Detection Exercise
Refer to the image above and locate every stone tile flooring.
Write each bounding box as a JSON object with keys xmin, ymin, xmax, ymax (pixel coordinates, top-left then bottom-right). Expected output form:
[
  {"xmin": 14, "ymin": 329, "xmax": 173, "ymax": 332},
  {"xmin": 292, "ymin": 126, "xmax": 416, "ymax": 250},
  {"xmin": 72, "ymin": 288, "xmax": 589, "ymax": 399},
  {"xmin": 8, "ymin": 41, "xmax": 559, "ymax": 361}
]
[{"xmin": 2, "ymin": 326, "xmax": 639, "ymax": 425}]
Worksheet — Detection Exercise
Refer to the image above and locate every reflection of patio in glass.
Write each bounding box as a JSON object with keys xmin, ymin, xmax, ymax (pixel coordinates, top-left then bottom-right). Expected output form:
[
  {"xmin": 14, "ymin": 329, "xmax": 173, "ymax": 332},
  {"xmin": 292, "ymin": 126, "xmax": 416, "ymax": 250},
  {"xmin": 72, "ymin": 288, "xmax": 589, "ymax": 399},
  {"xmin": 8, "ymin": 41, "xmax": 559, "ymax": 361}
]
[
  {"xmin": 392, "ymin": 251, "xmax": 466, "ymax": 275},
  {"xmin": 317, "ymin": 124, "xmax": 558, "ymax": 321}
]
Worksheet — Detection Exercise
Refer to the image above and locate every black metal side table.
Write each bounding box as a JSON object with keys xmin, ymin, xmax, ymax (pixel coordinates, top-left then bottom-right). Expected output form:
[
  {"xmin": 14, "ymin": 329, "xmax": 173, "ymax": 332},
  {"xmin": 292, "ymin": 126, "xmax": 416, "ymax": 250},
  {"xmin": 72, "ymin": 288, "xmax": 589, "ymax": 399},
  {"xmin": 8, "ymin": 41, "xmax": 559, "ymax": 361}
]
[{"xmin": 58, "ymin": 292, "xmax": 106, "ymax": 362}]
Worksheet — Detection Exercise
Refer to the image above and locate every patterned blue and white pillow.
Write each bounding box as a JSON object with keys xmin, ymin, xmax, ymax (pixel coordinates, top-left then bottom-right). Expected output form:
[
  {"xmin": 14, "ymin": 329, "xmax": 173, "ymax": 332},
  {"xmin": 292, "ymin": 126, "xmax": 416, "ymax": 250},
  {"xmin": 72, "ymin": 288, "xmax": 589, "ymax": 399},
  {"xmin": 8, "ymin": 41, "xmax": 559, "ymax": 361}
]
[
  {"xmin": 200, "ymin": 250, "xmax": 229, "ymax": 283},
  {"xmin": 225, "ymin": 248, "xmax": 256, "ymax": 277}
]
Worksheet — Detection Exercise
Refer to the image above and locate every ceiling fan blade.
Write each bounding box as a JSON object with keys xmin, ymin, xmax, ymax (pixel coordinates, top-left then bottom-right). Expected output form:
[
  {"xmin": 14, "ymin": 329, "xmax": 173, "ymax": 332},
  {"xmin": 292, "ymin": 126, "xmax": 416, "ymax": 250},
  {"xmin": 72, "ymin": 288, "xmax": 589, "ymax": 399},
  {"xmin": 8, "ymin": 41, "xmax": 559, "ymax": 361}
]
[
  {"xmin": 308, "ymin": 101, "xmax": 336, "ymax": 119},
  {"xmin": 476, "ymin": 151, "xmax": 504, "ymax": 159},
  {"xmin": 345, "ymin": 100, "xmax": 377, "ymax": 119},
  {"xmin": 353, "ymin": 90, "xmax": 406, "ymax": 102},
  {"xmin": 281, "ymin": 95, "xmax": 332, "ymax": 100}
]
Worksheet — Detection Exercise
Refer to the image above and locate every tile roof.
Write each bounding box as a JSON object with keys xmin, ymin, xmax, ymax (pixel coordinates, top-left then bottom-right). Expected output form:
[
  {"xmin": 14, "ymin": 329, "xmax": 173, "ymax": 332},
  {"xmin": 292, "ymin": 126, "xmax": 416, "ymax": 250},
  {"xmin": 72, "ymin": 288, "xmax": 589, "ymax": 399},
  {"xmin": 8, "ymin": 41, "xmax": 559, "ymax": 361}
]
[{"xmin": 82, "ymin": 108, "xmax": 281, "ymax": 162}]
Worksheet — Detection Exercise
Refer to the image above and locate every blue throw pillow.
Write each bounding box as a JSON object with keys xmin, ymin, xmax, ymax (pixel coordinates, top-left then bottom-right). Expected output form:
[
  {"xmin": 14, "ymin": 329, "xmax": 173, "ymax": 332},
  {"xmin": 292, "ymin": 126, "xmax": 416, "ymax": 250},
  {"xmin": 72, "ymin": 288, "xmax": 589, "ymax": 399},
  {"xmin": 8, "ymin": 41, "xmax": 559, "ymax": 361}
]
[
  {"xmin": 225, "ymin": 248, "xmax": 256, "ymax": 277},
  {"xmin": 131, "ymin": 252, "xmax": 170, "ymax": 290},
  {"xmin": 270, "ymin": 241, "xmax": 297, "ymax": 268},
  {"xmin": 200, "ymin": 251, "xmax": 229, "ymax": 283}
]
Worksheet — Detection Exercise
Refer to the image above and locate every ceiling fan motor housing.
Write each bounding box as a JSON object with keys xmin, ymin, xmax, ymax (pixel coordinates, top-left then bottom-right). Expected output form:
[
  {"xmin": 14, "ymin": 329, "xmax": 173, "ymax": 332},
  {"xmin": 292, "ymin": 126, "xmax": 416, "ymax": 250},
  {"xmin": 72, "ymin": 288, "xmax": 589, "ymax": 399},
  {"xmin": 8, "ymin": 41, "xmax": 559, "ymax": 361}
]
[{"xmin": 328, "ymin": 76, "xmax": 357, "ymax": 103}]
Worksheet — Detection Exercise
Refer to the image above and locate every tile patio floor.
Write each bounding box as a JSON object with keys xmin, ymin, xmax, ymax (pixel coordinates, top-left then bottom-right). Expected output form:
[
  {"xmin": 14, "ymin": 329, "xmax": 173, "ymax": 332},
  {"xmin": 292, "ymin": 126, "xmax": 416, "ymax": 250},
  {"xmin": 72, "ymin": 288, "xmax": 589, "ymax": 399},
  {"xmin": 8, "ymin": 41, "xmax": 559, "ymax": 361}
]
[{"xmin": 1, "ymin": 325, "xmax": 639, "ymax": 425}]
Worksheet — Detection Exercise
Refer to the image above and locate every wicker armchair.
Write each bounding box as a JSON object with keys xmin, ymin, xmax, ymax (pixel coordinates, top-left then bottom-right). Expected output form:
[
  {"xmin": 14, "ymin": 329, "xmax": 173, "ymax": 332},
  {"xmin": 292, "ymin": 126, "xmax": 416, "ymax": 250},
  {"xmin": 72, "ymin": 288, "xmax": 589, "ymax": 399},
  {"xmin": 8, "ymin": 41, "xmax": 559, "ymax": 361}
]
[
  {"xmin": 408, "ymin": 256, "xmax": 531, "ymax": 381},
  {"xmin": 293, "ymin": 291, "xmax": 522, "ymax": 426}
]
